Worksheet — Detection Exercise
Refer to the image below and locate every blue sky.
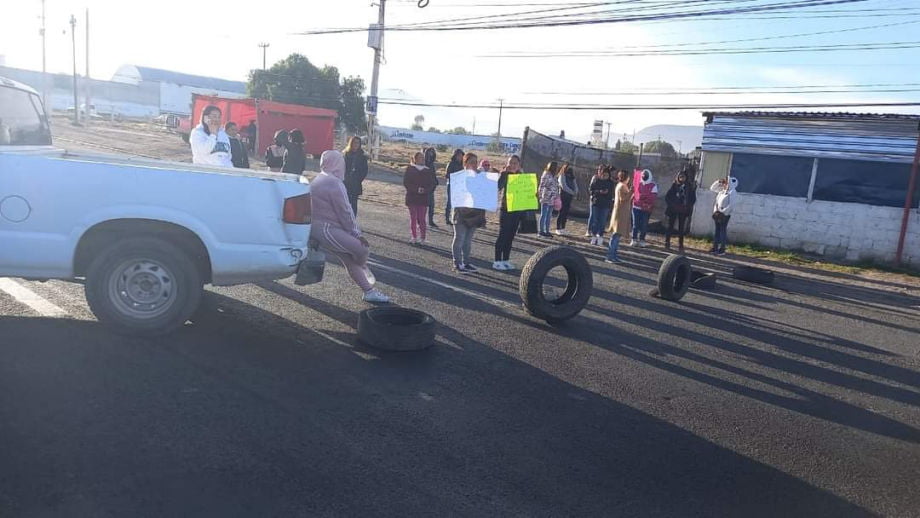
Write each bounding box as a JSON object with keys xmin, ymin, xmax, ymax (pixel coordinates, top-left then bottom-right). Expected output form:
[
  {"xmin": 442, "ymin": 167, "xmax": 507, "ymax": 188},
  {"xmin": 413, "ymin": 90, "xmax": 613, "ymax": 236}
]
[{"xmin": 2, "ymin": 0, "xmax": 917, "ymax": 142}]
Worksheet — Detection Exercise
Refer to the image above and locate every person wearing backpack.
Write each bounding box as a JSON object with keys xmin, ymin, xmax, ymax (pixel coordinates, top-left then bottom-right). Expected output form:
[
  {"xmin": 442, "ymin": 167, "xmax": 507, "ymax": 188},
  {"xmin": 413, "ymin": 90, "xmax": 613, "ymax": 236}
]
[{"xmin": 664, "ymin": 167, "xmax": 697, "ymax": 253}]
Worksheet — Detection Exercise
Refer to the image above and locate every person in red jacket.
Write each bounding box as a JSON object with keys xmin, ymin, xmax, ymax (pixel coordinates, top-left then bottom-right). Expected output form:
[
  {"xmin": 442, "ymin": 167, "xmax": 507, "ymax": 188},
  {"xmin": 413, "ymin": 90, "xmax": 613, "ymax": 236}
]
[
  {"xmin": 404, "ymin": 151, "xmax": 437, "ymax": 244},
  {"xmin": 631, "ymin": 169, "xmax": 658, "ymax": 247}
]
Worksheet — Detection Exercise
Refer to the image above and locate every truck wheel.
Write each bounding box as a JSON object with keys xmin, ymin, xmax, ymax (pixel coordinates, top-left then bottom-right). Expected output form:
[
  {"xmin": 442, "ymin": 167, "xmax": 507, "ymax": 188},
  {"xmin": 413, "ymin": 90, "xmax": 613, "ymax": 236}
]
[
  {"xmin": 657, "ymin": 254, "xmax": 692, "ymax": 301},
  {"xmin": 520, "ymin": 246, "xmax": 593, "ymax": 323},
  {"xmin": 84, "ymin": 237, "xmax": 203, "ymax": 337}
]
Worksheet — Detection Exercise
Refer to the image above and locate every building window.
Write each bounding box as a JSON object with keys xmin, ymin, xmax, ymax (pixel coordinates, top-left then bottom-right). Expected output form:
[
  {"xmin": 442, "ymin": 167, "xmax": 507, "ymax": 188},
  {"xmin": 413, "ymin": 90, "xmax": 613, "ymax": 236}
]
[
  {"xmin": 812, "ymin": 158, "xmax": 918, "ymax": 208},
  {"xmin": 729, "ymin": 153, "xmax": 813, "ymax": 198}
]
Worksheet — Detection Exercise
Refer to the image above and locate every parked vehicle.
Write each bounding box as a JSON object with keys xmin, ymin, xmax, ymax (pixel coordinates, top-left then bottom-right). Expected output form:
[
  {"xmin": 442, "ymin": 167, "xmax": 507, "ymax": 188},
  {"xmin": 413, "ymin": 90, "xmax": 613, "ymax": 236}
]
[{"xmin": 0, "ymin": 76, "xmax": 315, "ymax": 335}]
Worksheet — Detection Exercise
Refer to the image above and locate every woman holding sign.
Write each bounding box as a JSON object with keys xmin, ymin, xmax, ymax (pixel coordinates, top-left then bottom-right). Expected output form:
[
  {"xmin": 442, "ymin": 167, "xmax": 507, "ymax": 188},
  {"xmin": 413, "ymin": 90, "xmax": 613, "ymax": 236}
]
[
  {"xmin": 451, "ymin": 152, "xmax": 487, "ymax": 274},
  {"xmin": 493, "ymin": 154, "xmax": 532, "ymax": 271}
]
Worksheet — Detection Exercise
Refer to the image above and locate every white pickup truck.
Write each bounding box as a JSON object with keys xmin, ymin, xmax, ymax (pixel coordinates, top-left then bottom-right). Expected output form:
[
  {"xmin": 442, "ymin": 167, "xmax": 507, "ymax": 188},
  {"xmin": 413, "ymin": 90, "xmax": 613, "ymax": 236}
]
[{"xmin": 0, "ymin": 77, "xmax": 315, "ymax": 335}]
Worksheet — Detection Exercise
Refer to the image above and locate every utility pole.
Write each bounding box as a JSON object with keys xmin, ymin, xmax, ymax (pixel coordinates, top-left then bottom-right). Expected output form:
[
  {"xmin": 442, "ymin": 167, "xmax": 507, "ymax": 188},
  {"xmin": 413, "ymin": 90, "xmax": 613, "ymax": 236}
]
[
  {"xmin": 84, "ymin": 8, "xmax": 91, "ymax": 124},
  {"xmin": 496, "ymin": 98, "xmax": 504, "ymax": 138},
  {"xmin": 69, "ymin": 14, "xmax": 79, "ymax": 126},
  {"xmin": 604, "ymin": 121, "xmax": 612, "ymax": 149},
  {"xmin": 40, "ymin": 0, "xmax": 48, "ymax": 111},
  {"xmin": 367, "ymin": 0, "xmax": 386, "ymax": 160},
  {"xmin": 258, "ymin": 42, "xmax": 270, "ymax": 70}
]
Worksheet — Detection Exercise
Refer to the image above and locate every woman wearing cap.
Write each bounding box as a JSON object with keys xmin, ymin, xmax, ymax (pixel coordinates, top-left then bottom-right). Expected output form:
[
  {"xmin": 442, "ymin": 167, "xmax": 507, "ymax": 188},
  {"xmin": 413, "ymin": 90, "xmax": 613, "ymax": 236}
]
[
  {"xmin": 311, "ymin": 150, "xmax": 389, "ymax": 303},
  {"xmin": 404, "ymin": 151, "xmax": 437, "ymax": 244}
]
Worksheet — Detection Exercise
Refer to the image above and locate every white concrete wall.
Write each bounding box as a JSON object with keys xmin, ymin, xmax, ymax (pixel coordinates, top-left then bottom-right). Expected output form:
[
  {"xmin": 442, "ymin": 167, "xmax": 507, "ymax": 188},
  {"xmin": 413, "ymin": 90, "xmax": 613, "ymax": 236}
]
[{"xmin": 690, "ymin": 190, "xmax": 920, "ymax": 267}]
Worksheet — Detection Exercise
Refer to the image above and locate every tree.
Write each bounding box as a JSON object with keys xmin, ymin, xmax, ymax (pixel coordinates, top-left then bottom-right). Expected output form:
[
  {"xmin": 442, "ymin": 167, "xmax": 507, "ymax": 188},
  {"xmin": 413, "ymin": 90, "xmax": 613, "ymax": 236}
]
[
  {"xmin": 412, "ymin": 114, "xmax": 425, "ymax": 130},
  {"xmin": 447, "ymin": 127, "xmax": 469, "ymax": 135},
  {"xmin": 247, "ymin": 53, "xmax": 367, "ymax": 134},
  {"xmin": 643, "ymin": 139, "xmax": 678, "ymax": 158},
  {"xmin": 618, "ymin": 141, "xmax": 638, "ymax": 154},
  {"xmin": 427, "ymin": 127, "xmax": 442, "ymax": 133}
]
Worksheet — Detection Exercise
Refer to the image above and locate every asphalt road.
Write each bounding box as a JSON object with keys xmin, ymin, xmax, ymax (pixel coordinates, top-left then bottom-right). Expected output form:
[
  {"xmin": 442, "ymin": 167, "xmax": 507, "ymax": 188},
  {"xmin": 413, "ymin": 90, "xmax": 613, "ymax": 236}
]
[{"xmin": 1, "ymin": 178, "xmax": 919, "ymax": 517}]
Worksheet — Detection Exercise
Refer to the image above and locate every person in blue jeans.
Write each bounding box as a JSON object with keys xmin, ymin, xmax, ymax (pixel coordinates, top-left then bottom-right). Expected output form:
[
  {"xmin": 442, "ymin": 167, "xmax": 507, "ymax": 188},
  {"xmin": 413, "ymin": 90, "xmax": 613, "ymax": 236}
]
[
  {"xmin": 538, "ymin": 161, "xmax": 560, "ymax": 237},
  {"xmin": 588, "ymin": 166, "xmax": 614, "ymax": 246},
  {"xmin": 606, "ymin": 169, "xmax": 632, "ymax": 263},
  {"xmin": 630, "ymin": 169, "xmax": 658, "ymax": 247}
]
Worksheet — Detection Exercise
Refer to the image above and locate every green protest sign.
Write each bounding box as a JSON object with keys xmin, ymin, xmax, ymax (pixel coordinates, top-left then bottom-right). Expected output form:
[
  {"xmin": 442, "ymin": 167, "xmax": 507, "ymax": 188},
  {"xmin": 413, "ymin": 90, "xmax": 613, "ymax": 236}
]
[{"xmin": 506, "ymin": 173, "xmax": 539, "ymax": 212}]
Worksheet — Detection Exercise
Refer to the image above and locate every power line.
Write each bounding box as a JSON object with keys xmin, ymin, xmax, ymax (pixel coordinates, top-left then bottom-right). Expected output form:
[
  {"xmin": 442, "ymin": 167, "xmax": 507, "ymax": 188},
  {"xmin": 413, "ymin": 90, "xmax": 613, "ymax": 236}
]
[
  {"xmin": 294, "ymin": 0, "xmax": 871, "ymax": 35},
  {"xmin": 524, "ymin": 82, "xmax": 920, "ymax": 95},
  {"xmin": 377, "ymin": 99, "xmax": 920, "ymax": 110}
]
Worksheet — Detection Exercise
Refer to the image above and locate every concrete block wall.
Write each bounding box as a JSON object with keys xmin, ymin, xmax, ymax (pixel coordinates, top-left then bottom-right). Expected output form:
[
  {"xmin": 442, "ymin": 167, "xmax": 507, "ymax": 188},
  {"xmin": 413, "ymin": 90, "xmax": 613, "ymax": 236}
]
[{"xmin": 689, "ymin": 190, "xmax": 920, "ymax": 267}]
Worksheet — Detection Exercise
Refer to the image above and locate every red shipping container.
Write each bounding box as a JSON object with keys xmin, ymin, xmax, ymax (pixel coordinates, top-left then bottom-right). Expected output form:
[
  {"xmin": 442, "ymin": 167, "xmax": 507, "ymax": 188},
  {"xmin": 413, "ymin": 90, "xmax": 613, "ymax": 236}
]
[{"xmin": 190, "ymin": 94, "xmax": 338, "ymax": 158}]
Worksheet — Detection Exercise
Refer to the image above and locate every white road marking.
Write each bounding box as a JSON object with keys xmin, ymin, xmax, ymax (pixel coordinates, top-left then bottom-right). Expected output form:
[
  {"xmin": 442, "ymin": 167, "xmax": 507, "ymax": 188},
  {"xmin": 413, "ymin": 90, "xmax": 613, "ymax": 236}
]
[{"xmin": 0, "ymin": 278, "xmax": 69, "ymax": 318}]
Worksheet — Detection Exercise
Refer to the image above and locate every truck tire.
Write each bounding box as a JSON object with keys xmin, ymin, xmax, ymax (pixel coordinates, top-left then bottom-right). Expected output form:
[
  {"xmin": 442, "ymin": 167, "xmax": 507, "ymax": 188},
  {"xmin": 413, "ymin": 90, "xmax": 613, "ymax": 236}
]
[
  {"xmin": 520, "ymin": 246, "xmax": 593, "ymax": 324},
  {"xmin": 358, "ymin": 307, "xmax": 436, "ymax": 351},
  {"xmin": 690, "ymin": 270, "xmax": 718, "ymax": 290},
  {"xmin": 657, "ymin": 254, "xmax": 692, "ymax": 301},
  {"xmin": 732, "ymin": 265, "xmax": 775, "ymax": 285},
  {"xmin": 84, "ymin": 237, "xmax": 203, "ymax": 337}
]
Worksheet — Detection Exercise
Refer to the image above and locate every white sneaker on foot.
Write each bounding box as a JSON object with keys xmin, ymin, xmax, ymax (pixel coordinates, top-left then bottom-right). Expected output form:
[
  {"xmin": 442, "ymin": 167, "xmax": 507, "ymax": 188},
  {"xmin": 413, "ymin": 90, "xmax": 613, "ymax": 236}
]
[
  {"xmin": 590, "ymin": 236, "xmax": 598, "ymax": 245},
  {"xmin": 363, "ymin": 289, "xmax": 390, "ymax": 303},
  {"xmin": 503, "ymin": 261, "xmax": 515, "ymax": 270},
  {"xmin": 639, "ymin": 240, "xmax": 649, "ymax": 247},
  {"xmin": 629, "ymin": 239, "xmax": 637, "ymax": 247},
  {"xmin": 596, "ymin": 236, "xmax": 604, "ymax": 247},
  {"xmin": 555, "ymin": 229, "xmax": 565, "ymax": 236},
  {"xmin": 584, "ymin": 230, "xmax": 592, "ymax": 237},
  {"xmin": 493, "ymin": 261, "xmax": 507, "ymax": 270}
]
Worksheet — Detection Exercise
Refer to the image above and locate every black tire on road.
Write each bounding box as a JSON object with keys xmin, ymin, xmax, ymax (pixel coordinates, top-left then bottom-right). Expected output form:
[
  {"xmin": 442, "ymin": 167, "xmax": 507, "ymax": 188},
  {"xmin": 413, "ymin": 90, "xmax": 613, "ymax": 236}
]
[
  {"xmin": 732, "ymin": 265, "xmax": 775, "ymax": 285},
  {"xmin": 657, "ymin": 254, "xmax": 692, "ymax": 301},
  {"xmin": 519, "ymin": 245, "xmax": 593, "ymax": 323},
  {"xmin": 358, "ymin": 307, "xmax": 436, "ymax": 351},
  {"xmin": 690, "ymin": 271, "xmax": 718, "ymax": 290},
  {"xmin": 84, "ymin": 237, "xmax": 203, "ymax": 337}
]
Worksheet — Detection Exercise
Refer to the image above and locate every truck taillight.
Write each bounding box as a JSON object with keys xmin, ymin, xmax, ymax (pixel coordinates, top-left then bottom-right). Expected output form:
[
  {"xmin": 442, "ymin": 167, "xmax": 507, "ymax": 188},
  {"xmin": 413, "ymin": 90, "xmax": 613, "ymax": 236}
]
[{"xmin": 283, "ymin": 193, "xmax": 312, "ymax": 224}]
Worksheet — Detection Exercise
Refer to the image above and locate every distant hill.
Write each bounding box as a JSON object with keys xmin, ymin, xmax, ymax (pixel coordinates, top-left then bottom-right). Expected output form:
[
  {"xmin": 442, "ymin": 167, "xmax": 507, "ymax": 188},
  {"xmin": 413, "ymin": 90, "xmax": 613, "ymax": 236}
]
[{"xmin": 633, "ymin": 125, "xmax": 703, "ymax": 152}]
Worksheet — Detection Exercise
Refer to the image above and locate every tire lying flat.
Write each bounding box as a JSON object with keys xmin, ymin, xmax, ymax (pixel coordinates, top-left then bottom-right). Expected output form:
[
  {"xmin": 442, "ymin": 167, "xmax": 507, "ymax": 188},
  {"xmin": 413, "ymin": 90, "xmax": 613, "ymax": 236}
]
[
  {"xmin": 358, "ymin": 307, "xmax": 436, "ymax": 351},
  {"xmin": 690, "ymin": 271, "xmax": 717, "ymax": 290},
  {"xmin": 657, "ymin": 254, "xmax": 692, "ymax": 301},
  {"xmin": 519, "ymin": 246, "xmax": 593, "ymax": 323},
  {"xmin": 732, "ymin": 265, "xmax": 775, "ymax": 285}
]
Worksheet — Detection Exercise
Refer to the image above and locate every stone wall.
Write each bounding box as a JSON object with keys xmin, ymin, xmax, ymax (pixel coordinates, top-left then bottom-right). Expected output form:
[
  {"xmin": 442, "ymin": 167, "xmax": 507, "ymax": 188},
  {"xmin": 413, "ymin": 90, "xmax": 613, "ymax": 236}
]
[{"xmin": 690, "ymin": 190, "xmax": 920, "ymax": 267}]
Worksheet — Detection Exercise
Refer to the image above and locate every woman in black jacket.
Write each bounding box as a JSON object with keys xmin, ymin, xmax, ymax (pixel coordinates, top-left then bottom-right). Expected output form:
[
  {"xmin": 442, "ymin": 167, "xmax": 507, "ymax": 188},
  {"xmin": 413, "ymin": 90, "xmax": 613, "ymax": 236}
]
[
  {"xmin": 343, "ymin": 136, "xmax": 369, "ymax": 216},
  {"xmin": 444, "ymin": 148, "xmax": 464, "ymax": 226},
  {"xmin": 664, "ymin": 167, "xmax": 697, "ymax": 252},
  {"xmin": 424, "ymin": 147, "xmax": 439, "ymax": 228},
  {"xmin": 281, "ymin": 129, "xmax": 306, "ymax": 176}
]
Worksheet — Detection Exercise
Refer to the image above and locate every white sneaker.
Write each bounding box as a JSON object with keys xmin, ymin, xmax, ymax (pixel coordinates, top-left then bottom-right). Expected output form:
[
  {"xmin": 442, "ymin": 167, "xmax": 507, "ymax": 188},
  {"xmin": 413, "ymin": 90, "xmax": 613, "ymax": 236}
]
[
  {"xmin": 629, "ymin": 239, "xmax": 637, "ymax": 247},
  {"xmin": 409, "ymin": 237, "xmax": 417, "ymax": 244},
  {"xmin": 419, "ymin": 238, "xmax": 427, "ymax": 245},
  {"xmin": 503, "ymin": 261, "xmax": 515, "ymax": 270},
  {"xmin": 493, "ymin": 261, "xmax": 507, "ymax": 270},
  {"xmin": 639, "ymin": 240, "xmax": 649, "ymax": 248},
  {"xmin": 596, "ymin": 236, "xmax": 604, "ymax": 247},
  {"xmin": 362, "ymin": 266, "xmax": 376, "ymax": 285},
  {"xmin": 584, "ymin": 230, "xmax": 592, "ymax": 237},
  {"xmin": 590, "ymin": 236, "xmax": 598, "ymax": 245},
  {"xmin": 555, "ymin": 229, "xmax": 565, "ymax": 236},
  {"xmin": 363, "ymin": 289, "xmax": 390, "ymax": 303}
]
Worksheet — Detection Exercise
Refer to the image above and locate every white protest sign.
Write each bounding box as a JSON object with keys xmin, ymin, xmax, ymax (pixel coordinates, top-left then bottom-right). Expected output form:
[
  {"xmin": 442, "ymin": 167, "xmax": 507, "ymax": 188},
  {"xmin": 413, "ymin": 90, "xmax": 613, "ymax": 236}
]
[{"xmin": 450, "ymin": 170, "xmax": 499, "ymax": 212}]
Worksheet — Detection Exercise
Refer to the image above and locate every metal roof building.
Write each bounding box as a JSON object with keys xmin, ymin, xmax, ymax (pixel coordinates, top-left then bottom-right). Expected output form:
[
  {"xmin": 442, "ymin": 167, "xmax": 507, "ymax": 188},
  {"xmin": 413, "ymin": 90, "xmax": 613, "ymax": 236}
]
[
  {"xmin": 693, "ymin": 111, "xmax": 920, "ymax": 266},
  {"xmin": 111, "ymin": 65, "xmax": 247, "ymax": 115}
]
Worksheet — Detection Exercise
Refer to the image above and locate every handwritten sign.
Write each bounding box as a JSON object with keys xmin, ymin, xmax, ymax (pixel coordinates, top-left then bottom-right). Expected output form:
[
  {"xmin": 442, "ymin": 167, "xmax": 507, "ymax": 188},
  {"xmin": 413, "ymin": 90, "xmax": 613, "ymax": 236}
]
[
  {"xmin": 506, "ymin": 173, "xmax": 539, "ymax": 212},
  {"xmin": 450, "ymin": 170, "xmax": 499, "ymax": 212}
]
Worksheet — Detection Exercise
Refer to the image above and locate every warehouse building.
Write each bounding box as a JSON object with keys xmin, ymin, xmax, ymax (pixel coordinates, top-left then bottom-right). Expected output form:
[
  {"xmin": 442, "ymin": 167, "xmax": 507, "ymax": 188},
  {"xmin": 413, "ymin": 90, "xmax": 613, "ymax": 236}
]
[{"xmin": 692, "ymin": 112, "xmax": 920, "ymax": 266}]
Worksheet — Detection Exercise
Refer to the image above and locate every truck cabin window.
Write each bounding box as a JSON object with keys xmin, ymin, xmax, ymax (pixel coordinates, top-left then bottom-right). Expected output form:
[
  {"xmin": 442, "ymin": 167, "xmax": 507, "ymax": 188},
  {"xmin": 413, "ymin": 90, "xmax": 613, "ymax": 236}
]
[{"xmin": 0, "ymin": 87, "xmax": 52, "ymax": 146}]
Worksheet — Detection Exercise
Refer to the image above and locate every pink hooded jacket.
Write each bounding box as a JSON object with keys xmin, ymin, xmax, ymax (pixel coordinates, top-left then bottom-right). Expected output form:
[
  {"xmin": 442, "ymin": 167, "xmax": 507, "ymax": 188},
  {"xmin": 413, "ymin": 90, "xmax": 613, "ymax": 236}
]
[{"xmin": 310, "ymin": 150, "xmax": 361, "ymax": 237}]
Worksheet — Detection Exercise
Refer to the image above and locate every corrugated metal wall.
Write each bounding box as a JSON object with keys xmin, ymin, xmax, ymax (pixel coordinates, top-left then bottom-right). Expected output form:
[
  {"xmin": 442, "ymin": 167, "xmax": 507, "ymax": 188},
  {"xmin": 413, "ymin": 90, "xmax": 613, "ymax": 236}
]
[{"xmin": 702, "ymin": 114, "xmax": 919, "ymax": 163}]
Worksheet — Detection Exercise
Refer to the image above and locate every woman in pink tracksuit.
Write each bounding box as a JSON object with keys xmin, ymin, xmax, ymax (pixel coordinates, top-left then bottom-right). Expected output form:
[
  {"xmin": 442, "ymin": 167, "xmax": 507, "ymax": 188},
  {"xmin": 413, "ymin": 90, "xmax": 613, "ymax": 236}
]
[{"xmin": 311, "ymin": 150, "xmax": 389, "ymax": 303}]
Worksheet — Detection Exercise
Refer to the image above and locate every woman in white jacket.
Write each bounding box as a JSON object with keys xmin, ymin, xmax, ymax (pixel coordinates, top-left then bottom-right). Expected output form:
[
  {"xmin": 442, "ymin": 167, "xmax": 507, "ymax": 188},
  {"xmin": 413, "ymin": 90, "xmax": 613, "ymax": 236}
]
[
  {"xmin": 189, "ymin": 105, "xmax": 233, "ymax": 167},
  {"xmin": 710, "ymin": 176, "xmax": 738, "ymax": 255}
]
